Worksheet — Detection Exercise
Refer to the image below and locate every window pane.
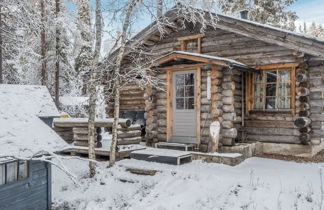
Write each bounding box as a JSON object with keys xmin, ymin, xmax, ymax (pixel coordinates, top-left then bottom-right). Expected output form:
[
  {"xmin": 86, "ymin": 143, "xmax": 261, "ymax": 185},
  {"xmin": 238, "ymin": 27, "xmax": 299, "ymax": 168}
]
[
  {"xmin": 266, "ymin": 84, "xmax": 276, "ymax": 96},
  {"xmin": 277, "ymin": 97, "xmax": 290, "ymax": 109},
  {"xmin": 186, "ymin": 40, "xmax": 197, "ymax": 53},
  {"xmin": 254, "ymin": 97, "xmax": 264, "ymax": 109},
  {"xmin": 254, "ymin": 73, "xmax": 263, "ymax": 83},
  {"xmin": 176, "ymin": 98, "xmax": 184, "ymax": 109},
  {"xmin": 176, "ymin": 86, "xmax": 184, "ymax": 97},
  {"xmin": 266, "ymin": 97, "xmax": 276, "ymax": 109},
  {"xmin": 0, "ymin": 165, "xmax": 5, "ymax": 186},
  {"xmin": 185, "ymin": 98, "xmax": 195, "ymax": 109},
  {"xmin": 266, "ymin": 71, "xmax": 277, "ymax": 83},
  {"xmin": 6, "ymin": 162, "xmax": 17, "ymax": 183},
  {"xmin": 185, "ymin": 86, "xmax": 194, "ymax": 97},
  {"xmin": 18, "ymin": 161, "xmax": 28, "ymax": 180},
  {"xmin": 185, "ymin": 74, "xmax": 194, "ymax": 85},
  {"xmin": 278, "ymin": 70, "xmax": 290, "ymax": 82},
  {"xmin": 278, "ymin": 83, "xmax": 290, "ymax": 96},
  {"xmin": 254, "ymin": 83, "xmax": 264, "ymax": 98},
  {"xmin": 175, "ymin": 74, "xmax": 184, "ymax": 86}
]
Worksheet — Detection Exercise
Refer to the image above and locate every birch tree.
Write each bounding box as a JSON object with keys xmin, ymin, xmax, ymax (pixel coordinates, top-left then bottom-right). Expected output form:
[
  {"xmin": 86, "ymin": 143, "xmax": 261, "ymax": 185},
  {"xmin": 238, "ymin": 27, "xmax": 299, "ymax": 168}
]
[
  {"xmin": 40, "ymin": 0, "xmax": 47, "ymax": 86},
  {"xmin": 88, "ymin": 0, "xmax": 102, "ymax": 177},
  {"xmin": 54, "ymin": 0, "xmax": 60, "ymax": 107},
  {"xmin": 109, "ymin": 0, "xmax": 139, "ymax": 167}
]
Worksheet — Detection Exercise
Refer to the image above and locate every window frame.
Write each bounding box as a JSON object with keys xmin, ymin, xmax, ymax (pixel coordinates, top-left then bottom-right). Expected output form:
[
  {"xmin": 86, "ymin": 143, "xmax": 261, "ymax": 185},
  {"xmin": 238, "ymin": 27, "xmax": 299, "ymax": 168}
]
[
  {"xmin": 177, "ymin": 34, "xmax": 203, "ymax": 53},
  {"xmin": 0, "ymin": 160, "xmax": 29, "ymax": 187},
  {"xmin": 246, "ymin": 64, "xmax": 297, "ymax": 114}
]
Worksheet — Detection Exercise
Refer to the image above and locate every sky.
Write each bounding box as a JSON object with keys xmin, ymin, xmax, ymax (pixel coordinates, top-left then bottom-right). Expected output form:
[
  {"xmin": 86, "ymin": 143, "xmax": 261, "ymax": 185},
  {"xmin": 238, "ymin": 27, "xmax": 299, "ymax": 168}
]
[{"xmin": 290, "ymin": 0, "xmax": 324, "ymax": 25}]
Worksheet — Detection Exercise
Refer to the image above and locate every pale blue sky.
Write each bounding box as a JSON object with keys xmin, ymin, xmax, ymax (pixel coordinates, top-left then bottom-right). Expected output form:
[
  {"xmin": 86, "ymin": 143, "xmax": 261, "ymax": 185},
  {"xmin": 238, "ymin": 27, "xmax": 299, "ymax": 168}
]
[{"xmin": 291, "ymin": 0, "xmax": 324, "ymax": 25}]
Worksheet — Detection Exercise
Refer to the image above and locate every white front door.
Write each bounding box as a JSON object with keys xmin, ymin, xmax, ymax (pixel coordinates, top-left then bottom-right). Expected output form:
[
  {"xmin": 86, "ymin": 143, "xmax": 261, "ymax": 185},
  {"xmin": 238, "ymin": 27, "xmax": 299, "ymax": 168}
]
[{"xmin": 171, "ymin": 70, "xmax": 196, "ymax": 143}]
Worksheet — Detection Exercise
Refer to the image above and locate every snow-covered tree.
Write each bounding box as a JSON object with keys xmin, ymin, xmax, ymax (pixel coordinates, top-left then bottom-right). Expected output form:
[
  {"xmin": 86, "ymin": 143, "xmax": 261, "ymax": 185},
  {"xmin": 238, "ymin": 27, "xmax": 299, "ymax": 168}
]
[
  {"xmin": 221, "ymin": 0, "xmax": 298, "ymax": 31},
  {"xmin": 299, "ymin": 22, "xmax": 324, "ymax": 39},
  {"xmin": 74, "ymin": 0, "xmax": 92, "ymax": 96}
]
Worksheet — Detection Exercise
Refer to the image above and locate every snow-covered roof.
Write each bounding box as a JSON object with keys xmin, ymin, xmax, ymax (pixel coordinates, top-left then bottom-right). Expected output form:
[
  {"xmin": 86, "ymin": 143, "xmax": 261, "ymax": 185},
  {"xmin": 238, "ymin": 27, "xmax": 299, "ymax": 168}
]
[
  {"xmin": 0, "ymin": 84, "xmax": 60, "ymax": 117},
  {"xmin": 0, "ymin": 84, "xmax": 67, "ymax": 159},
  {"xmin": 60, "ymin": 96, "xmax": 89, "ymax": 106}
]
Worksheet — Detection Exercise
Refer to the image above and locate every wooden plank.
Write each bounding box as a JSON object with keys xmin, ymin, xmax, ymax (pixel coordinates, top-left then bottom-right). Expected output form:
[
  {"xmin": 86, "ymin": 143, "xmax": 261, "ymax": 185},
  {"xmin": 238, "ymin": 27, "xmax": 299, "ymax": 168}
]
[{"xmin": 196, "ymin": 67, "xmax": 201, "ymax": 145}]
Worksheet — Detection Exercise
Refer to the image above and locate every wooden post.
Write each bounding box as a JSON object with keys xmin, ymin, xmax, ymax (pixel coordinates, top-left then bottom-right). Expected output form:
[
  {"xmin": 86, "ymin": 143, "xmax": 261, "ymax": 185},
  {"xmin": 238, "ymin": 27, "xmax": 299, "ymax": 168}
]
[
  {"xmin": 196, "ymin": 67, "xmax": 201, "ymax": 145},
  {"xmin": 166, "ymin": 70, "xmax": 173, "ymax": 141}
]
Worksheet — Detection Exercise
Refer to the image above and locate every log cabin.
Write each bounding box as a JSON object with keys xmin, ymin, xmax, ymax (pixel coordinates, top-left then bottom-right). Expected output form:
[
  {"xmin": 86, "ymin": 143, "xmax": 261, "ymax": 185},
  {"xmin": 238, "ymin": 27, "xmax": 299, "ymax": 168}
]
[
  {"xmin": 102, "ymin": 7, "xmax": 324, "ymax": 157},
  {"xmin": 0, "ymin": 84, "xmax": 67, "ymax": 209}
]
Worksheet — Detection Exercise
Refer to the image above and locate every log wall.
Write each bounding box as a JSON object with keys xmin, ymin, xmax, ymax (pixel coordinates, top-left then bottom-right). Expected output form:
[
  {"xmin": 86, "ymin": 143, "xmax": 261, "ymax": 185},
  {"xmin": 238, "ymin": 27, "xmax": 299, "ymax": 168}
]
[
  {"xmin": 308, "ymin": 58, "xmax": 324, "ymax": 145},
  {"xmin": 113, "ymin": 25, "xmax": 324, "ymax": 147}
]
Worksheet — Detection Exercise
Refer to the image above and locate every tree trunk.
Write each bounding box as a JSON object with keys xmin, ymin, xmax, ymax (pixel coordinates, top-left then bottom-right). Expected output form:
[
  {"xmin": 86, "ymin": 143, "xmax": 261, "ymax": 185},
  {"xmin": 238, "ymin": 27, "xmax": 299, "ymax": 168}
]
[
  {"xmin": 88, "ymin": 0, "xmax": 102, "ymax": 178},
  {"xmin": 156, "ymin": 0, "xmax": 163, "ymax": 18},
  {"xmin": 109, "ymin": 0, "xmax": 139, "ymax": 167},
  {"xmin": 0, "ymin": 5, "xmax": 2, "ymax": 84},
  {"xmin": 55, "ymin": 0, "xmax": 60, "ymax": 107},
  {"xmin": 40, "ymin": 0, "xmax": 47, "ymax": 86}
]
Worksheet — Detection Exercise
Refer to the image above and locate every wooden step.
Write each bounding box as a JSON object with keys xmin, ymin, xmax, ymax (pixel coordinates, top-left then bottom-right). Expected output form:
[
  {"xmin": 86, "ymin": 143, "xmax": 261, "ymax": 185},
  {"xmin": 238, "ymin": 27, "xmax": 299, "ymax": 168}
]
[
  {"xmin": 130, "ymin": 148, "xmax": 192, "ymax": 165},
  {"xmin": 156, "ymin": 142, "xmax": 195, "ymax": 151}
]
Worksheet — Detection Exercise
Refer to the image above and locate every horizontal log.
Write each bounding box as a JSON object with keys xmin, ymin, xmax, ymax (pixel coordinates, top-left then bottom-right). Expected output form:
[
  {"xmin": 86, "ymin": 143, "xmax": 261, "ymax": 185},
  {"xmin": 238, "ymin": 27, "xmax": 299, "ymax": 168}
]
[
  {"xmin": 222, "ymin": 113, "xmax": 236, "ymax": 121},
  {"xmin": 221, "ymin": 128, "xmax": 237, "ymax": 138},
  {"xmin": 244, "ymin": 120, "xmax": 295, "ymax": 128},
  {"xmin": 222, "ymin": 137, "xmax": 235, "ymax": 146},
  {"xmin": 222, "ymin": 97, "xmax": 234, "ymax": 105},
  {"xmin": 222, "ymin": 105, "xmax": 235, "ymax": 112},
  {"xmin": 118, "ymin": 137, "xmax": 142, "ymax": 145},
  {"xmin": 73, "ymin": 134, "xmax": 97, "ymax": 141},
  {"xmin": 54, "ymin": 118, "xmax": 132, "ymax": 128},
  {"xmin": 245, "ymin": 127, "xmax": 300, "ymax": 136},
  {"xmin": 298, "ymin": 96, "xmax": 308, "ymax": 103},
  {"xmin": 296, "ymin": 73, "xmax": 307, "ymax": 83},
  {"xmin": 299, "ymin": 103, "xmax": 310, "ymax": 111},
  {"xmin": 221, "ymin": 121, "xmax": 234, "ymax": 129},
  {"xmin": 297, "ymin": 87, "xmax": 310, "ymax": 96},
  {"xmin": 247, "ymin": 134, "xmax": 300, "ymax": 144},
  {"xmin": 294, "ymin": 117, "xmax": 311, "ymax": 128},
  {"xmin": 300, "ymin": 133, "xmax": 311, "ymax": 145},
  {"xmin": 298, "ymin": 110, "xmax": 311, "ymax": 117},
  {"xmin": 299, "ymin": 127, "xmax": 311, "ymax": 133},
  {"xmin": 118, "ymin": 130, "xmax": 141, "ymax": 138}
]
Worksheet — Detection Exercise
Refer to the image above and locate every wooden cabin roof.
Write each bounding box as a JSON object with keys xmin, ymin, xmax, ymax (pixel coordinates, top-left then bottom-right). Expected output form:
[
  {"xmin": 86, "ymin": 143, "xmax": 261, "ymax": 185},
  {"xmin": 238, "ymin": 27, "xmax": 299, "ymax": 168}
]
[
  {"xmin": 154, "ymin": 51, "xmax": 258, "ymax": 73},
  {"xmin": 104, "ymin": 5, "xmax": 324, "ymax": 65}
]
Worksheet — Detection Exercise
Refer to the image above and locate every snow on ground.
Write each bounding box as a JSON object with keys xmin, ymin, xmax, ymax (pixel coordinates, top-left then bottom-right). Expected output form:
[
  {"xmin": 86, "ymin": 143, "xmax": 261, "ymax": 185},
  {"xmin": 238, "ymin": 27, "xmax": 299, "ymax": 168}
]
[{"xmin": 53, "ymin": 157, "xmax": 324, "ymax": 210}]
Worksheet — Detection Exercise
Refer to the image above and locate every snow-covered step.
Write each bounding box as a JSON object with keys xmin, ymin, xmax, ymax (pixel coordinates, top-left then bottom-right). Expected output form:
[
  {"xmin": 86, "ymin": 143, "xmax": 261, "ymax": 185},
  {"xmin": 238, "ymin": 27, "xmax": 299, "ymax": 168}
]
[
  {"xmin": 156, "ymin": 142, "xmax": 195, "ymax": 151},
  {"xmin": 130, "ymin": 148, "xmax": 192, "ymax": 165}
]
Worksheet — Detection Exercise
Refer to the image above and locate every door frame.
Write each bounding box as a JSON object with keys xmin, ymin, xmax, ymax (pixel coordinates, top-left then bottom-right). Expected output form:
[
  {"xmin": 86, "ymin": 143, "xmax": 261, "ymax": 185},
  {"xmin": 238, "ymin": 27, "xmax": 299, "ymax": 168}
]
[{"xmin": 165, "ymin": 65, "xmax": 201, "ymax": 145}]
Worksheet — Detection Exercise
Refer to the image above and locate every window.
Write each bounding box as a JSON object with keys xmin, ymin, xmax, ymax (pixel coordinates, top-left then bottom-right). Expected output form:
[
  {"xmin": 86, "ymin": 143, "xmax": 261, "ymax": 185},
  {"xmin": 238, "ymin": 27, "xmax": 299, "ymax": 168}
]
[
  {"xmin": 178, "ymin": 34, "xmax": 203, "ymax": 53},
  {"xmin": 0, "ymin": 160, "xmax": 28, "ymax": 186},
  {"xmin": 175, "ymin": 73, "xmax": 195, "ymax": 110},
  {"xmin": 246, "ymin": 65, "xmax": 296, "ymax": 112}
]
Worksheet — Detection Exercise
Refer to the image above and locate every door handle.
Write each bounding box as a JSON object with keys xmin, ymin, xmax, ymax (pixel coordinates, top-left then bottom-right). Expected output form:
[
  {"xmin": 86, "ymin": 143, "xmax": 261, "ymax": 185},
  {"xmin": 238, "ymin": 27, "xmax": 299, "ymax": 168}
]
[{"xmin": 192, "ymin": 104, "xmax": 197, "ymax": 106}]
